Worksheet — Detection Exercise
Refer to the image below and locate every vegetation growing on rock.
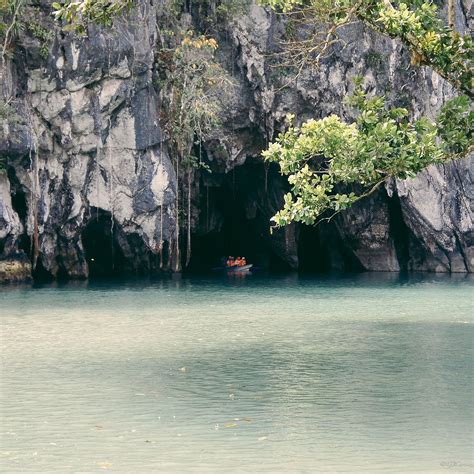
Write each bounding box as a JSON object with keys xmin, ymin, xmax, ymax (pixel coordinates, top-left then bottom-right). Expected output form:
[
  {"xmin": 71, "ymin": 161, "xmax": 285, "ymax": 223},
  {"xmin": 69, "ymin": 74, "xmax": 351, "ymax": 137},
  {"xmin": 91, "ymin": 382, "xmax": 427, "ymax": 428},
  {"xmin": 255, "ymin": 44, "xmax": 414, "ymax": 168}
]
[
  {"xmin": 261, "ymin": 0, "xmax": 473, "ymax": 226},
  {"xmin": 0, "ymin": 0, "xmax": 472, "ymax": 277},
  {"xmin": 52, "ymin": 0, "xmax": 134, "ymax": 33},
  {"xmin": 263, "ymin": 80, "xmax": 472, "ymax": 226},
  {"xmin": 156, "ymin": 29, "xmax": 235, "ymax": 269},
  {"xmin": 35, "ymin": 0, "xmax": 473, "ymax": 229}
]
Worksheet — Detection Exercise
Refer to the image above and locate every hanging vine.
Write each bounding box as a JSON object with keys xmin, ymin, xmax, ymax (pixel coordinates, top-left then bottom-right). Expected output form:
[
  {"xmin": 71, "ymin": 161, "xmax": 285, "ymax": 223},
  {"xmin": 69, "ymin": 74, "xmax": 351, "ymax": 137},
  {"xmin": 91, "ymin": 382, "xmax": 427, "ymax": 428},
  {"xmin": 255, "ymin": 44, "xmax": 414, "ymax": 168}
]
[{"xmin": 156, "ymin": 29, "xmax": 234, "ymax": 270}]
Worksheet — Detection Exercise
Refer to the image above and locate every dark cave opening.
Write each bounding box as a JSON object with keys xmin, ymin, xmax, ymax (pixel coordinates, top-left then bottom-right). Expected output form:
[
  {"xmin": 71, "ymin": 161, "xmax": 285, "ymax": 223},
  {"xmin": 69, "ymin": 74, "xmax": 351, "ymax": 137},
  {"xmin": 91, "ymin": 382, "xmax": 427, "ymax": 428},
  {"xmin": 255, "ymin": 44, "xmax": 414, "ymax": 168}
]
[
  {"xmin": 297, "ymin": 225, "xmax": 332, "ymax": 273},
  {"xmin": 187, "ymin": 160, "xmax": 294, "ymax": 273},
  {"xmin": 33, "ymin": 257, "xmax": 55, "ymax": 281},
  {"xmin": 386, "ymin": 192, "xmax": 410, "ymax": 272},
  {"xmin": 6, "ymin": 167, "xmax": 31, "ymax": 257},
  {"xmin": 11, "ymin": 188, "xmax": 27, "ymax": 221},
  {"xmin": 11, "ymin": 191, "xmax": 31, "ymax": 256},
  {"xmin": 186, "ymin": 159, "xmax": 367, "ymax": 274},
  {"xmin": 297, "ymin": 223, "xmax": 364, "ymax": 273},
  {"xmin": 82, "ymin": 210, "xmax": 125, "ymax": 278},
  {"xmin": 188, "ymin": 187, "xmax": 283, "ymax": 272}
]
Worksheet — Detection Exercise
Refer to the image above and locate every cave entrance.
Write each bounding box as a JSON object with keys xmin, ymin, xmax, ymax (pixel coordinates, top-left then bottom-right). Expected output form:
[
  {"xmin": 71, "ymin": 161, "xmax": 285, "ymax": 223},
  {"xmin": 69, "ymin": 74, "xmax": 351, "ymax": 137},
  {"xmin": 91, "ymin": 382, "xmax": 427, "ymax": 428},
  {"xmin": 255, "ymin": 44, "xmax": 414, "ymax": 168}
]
[
  {"xmin": 189, "ymin": 186, "xmax": 269, "ymax": 271},
  {"xmin": 297, "ymin": 220, "xmax": 365, "ymax": 273},
  {"xmin": 6, "ymin": 167, "xmax": 31, "ymax": 257},
  {"xmin": 187, "ymin": 160, "xmax": 293, "ymax": 273},
  {"xmin": 297, "ymin": 224, "xmax": 332, "ymax": 273},
  {"xmin": 82, "ymin": 210, "xmax": 125, "ymax": 278}
]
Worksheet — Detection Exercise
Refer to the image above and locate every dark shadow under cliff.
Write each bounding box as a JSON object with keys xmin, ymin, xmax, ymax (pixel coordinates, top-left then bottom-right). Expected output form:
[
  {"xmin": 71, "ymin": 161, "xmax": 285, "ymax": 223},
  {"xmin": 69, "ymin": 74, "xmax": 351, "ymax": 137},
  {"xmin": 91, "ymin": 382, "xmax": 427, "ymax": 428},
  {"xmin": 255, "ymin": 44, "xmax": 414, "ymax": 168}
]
[
  {"xmin": 82, "ymin": 211, "xmax": 126, "ymax": 277},
  {"xmin": 186, "ymin": 159, "xmax": 370, "ymax": 274},
  {"xmin": 82, "ymin": 209, "xmax": 164, "ymax": 278},
  {"xmin": 187, "ymin": 160, "xmax": 294, "ymax": 273}
]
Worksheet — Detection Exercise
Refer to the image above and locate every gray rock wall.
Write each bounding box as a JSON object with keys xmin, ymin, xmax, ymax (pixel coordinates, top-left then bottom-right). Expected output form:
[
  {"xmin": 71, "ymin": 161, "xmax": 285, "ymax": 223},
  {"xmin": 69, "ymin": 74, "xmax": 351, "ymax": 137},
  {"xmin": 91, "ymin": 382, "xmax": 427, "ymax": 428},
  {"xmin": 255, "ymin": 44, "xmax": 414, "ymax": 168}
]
[
  {"xmin": 224, "ymin": 3, "xmax": 472, "ymax": 273},
  {"xmin": 2, "ymin": 2, "xmax": 177, "ymax": 278},
  {"xmin": 0, "ymin": 0, "xmax": 472, "ymax": 280}
]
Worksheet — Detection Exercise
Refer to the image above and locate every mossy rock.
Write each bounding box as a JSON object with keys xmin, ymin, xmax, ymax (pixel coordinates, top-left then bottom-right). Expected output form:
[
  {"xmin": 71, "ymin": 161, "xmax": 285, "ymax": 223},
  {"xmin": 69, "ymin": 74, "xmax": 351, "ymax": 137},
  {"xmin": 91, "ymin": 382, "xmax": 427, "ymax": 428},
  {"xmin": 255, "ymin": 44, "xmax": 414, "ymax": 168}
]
[{"xmin": 0, "ymin": 257, "xmax": 32, "ymax": 283}]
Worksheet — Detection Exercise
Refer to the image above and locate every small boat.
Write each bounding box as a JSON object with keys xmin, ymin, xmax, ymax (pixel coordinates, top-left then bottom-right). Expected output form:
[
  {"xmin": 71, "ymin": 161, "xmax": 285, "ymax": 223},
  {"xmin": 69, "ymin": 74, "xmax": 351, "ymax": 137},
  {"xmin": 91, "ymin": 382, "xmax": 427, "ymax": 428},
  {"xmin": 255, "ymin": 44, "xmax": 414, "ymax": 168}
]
[
  {"xmin": 226, "ymin": 264, "xmax": 253, "ymax": 273},
  {"xmin": 213, "ymin": 264, "xmax": 253, "ymax": 273}
]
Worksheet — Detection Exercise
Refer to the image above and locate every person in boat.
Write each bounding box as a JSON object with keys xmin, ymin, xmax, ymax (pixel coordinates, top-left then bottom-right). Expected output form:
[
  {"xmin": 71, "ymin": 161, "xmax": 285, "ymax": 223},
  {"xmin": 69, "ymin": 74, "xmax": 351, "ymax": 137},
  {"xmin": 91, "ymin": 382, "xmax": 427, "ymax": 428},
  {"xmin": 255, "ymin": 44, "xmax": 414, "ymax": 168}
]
[
  {"xmin": 227, "ymin": 256, "xmax": 235, "ymax": 267},
  {"xmin": 235, "ymin": 257, "xmax": 242, "ymax": 266},
  {"xmin": 241, "ymin": 257, "xmax": 247, "ymax": 266}
]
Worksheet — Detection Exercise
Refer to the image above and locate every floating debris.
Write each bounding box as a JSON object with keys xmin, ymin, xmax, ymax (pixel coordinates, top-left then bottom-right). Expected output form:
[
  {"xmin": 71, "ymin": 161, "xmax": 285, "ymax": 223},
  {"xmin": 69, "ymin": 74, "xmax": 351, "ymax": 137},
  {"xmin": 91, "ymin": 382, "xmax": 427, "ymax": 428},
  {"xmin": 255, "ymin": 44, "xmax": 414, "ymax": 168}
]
[{"xmin": 179, "ymin": 367, "xmax": 187, "ymax": 373}]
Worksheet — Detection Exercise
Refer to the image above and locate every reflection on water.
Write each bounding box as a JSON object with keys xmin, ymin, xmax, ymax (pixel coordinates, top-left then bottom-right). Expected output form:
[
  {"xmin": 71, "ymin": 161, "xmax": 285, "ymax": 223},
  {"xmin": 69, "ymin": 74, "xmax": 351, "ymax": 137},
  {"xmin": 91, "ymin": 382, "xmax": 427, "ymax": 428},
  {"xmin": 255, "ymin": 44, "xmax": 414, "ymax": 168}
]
[{"xmin": 1, "ymin": 273, "xmax": 473, "ymax": 472}]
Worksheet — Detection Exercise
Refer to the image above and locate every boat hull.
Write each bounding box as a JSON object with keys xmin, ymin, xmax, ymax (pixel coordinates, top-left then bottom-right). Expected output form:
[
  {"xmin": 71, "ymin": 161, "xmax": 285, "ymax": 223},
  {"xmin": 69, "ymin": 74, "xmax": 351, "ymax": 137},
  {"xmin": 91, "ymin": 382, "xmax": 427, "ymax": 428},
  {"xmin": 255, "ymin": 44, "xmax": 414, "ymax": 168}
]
[
  {"xmin": 227, "ymin": 264, "xmax": 253, "ymax": 273},
  {"xmin": 213, "ymin": 264, "xmax": 253, "ymax": 273}
]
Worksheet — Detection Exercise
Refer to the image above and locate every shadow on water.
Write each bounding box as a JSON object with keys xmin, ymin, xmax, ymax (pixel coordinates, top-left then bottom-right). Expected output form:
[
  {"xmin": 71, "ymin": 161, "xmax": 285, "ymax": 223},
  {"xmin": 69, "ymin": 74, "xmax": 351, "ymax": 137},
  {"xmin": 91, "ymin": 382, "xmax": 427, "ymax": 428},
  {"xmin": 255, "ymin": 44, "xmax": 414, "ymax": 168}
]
[{"xmin": 2, "ymin": 270, "xmax": 472, "ymax": 293}]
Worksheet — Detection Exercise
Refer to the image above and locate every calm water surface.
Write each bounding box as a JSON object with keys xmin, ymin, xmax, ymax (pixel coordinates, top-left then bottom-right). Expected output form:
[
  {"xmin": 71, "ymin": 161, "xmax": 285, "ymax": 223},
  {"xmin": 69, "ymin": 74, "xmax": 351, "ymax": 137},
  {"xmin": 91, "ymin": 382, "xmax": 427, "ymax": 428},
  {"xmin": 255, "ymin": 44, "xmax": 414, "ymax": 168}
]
[{"xmin": 1, "ymin": 273, "xmax": 473, "ymax": 473}]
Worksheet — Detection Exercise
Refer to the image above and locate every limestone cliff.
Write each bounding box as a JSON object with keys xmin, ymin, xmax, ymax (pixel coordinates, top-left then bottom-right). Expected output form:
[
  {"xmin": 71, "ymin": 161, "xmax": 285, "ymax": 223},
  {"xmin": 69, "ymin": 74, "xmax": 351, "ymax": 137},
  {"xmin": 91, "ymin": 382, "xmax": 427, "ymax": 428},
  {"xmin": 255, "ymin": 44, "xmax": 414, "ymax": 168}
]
[{"xmin": 0, "ymin": 0, "xmax": 472, "ymax": 280}]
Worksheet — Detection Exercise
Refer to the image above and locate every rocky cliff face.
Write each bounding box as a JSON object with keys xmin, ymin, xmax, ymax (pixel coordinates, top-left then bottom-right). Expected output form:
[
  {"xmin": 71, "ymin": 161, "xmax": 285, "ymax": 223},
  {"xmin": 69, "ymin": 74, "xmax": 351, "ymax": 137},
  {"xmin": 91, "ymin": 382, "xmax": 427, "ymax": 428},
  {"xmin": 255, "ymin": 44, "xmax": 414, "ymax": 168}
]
[{"xmin": 0, "ymin": 0, "xmax": 472, "ymax": 281}]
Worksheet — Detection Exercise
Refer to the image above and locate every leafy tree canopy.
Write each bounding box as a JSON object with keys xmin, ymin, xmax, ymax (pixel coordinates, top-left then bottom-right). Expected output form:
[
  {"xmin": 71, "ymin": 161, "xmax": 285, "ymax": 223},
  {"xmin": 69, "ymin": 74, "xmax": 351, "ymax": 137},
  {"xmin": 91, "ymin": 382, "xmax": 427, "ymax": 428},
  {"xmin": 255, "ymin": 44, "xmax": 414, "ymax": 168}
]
[
  {"xmin": 263, "ymin": 80, "xmax": 472, "ymax": 226},
  {"xmin": 261, "ymin": 0, "xmax": 473, "ymax": 227}
]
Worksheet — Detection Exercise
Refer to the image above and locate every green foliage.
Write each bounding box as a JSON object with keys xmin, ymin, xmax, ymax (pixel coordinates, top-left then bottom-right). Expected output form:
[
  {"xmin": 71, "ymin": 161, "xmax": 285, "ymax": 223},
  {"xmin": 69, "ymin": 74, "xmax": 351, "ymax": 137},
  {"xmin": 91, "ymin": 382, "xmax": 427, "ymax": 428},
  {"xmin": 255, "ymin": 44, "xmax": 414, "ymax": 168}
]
[
  {"xmin": 261, "ymin": 0, "xmax": 473, "ymax": 98},
  {"xmin": 260, "ymin": 0, "xmax": 473, "ymax": 227},
  {"xmin": 436, "ymin": 95, "xmax": 474, "ymax": 154},
  {"xmin": 366, "ymin": 1, "xmax": 473, "ymax": 98},
  {"xmin": 1, "ymin": 0, "xmax": 27, "ymax": 60},
  {"xmin": 157, "ymin": 32, "xmax": 233, "ymax": 171},
  {"xmin": 28, "ymin": 20, "xmax": 54, "ymax": 59},
  {"xmin": 263, "ymin": 80, "xmax": 472, "ymax": 227},
  {"xmin": 1, "ymin": 1, "xmax": 55, "ymax": 61},
  {"xmin": 52, "ymin": 0, "xmax": 133, "ymax": 34}
]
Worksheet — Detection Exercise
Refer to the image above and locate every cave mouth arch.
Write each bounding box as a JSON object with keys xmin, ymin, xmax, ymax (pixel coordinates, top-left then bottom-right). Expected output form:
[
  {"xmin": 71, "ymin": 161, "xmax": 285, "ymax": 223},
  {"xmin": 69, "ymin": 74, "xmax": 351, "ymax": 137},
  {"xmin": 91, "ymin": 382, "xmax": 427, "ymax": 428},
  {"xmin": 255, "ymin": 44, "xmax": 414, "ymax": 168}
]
[
  {"xmin": 186, "ymin": 159, "xmax": 367, "ymax": 275},
  {"xmin": 82, "ymin": 209, "xmax": 126, "ymax": 278},
  {"xmin": 187, "ymin": 186, "xmax": 289, "ymax": 273},
  {"xmin": 296, "ymin": 223, "xmax": 364, "ymax": 273},
  {"xmin": 186, "ymin": 160, "xmax": 298, "ymax": 274}
]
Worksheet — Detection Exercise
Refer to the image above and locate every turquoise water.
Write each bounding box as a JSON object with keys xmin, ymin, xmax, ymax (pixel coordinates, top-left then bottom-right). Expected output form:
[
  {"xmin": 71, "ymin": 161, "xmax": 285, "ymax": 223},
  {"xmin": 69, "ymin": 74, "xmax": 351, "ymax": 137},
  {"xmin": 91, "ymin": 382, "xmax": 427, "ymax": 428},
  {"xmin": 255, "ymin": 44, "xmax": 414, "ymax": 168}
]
[{"xmin": 1, "ymin": 273, "xmax": 473, "ymax": 473}]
